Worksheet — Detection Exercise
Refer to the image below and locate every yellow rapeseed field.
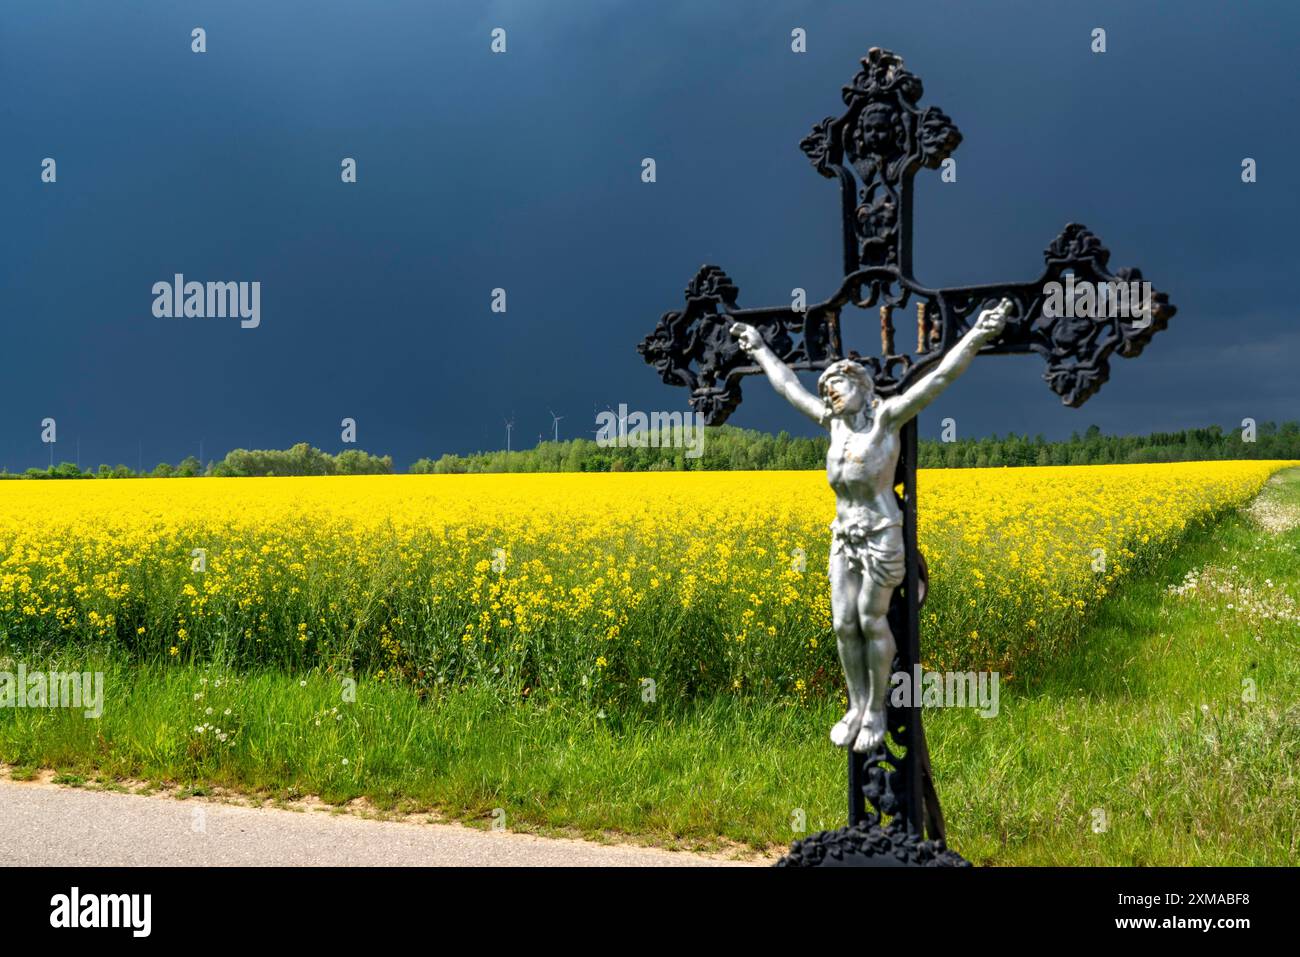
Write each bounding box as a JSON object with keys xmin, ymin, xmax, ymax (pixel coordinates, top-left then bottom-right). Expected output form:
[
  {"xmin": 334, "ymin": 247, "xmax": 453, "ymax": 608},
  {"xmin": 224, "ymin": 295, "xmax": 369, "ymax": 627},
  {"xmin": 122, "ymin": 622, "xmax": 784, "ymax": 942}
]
[{"xmin": 0, "ymin": 462, "xmax": 1288, "ymax": 703}]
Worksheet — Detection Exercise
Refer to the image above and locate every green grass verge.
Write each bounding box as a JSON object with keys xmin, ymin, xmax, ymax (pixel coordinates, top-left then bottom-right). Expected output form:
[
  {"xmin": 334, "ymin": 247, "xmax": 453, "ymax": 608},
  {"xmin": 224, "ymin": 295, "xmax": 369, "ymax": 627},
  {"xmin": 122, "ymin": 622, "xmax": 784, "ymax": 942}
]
[{"xmin": 2, "ymin": 470, "xmax": 1297, "ymax": 863}]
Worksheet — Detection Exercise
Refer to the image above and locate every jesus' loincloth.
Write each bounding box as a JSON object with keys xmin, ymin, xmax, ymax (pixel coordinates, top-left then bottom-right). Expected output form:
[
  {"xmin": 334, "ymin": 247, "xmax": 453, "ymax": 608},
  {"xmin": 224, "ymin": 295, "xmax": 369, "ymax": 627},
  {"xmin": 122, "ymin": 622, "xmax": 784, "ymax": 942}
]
[{"xmin": 829, "ymin": 516, "xmax": 906, "ymax": 588}]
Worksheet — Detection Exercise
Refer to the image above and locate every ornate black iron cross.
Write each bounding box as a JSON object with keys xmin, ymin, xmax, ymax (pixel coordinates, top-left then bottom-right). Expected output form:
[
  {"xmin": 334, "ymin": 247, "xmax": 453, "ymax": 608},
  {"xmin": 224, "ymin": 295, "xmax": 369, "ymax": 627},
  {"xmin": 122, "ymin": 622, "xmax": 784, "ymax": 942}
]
[{"xmin": 637, "ymin": 48, "xmax": 1174, "ymax": 866}]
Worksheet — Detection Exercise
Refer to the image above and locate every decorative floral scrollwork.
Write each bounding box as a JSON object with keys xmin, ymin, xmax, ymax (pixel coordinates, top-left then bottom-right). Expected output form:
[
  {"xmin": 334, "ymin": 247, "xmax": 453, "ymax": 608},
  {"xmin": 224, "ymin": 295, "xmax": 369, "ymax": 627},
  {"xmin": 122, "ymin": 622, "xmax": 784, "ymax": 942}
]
[
  {"xmin": 636, "ymin": 265, "xmax": 796, "ymax": 426},
  {"xmin": 1031, "ymin": 224, "xmax": 1177, "ymax": 407},
  {"xmin": 800, "ymin": 116, "xmax": 838, "ymax": 179},
  {"xmin": 1045, "ymin": 222, "xmax": 1110, "ymax": 266},
  {"xmin": 917, "ymin": 106, "xmax": 961, "ymax": 169}
]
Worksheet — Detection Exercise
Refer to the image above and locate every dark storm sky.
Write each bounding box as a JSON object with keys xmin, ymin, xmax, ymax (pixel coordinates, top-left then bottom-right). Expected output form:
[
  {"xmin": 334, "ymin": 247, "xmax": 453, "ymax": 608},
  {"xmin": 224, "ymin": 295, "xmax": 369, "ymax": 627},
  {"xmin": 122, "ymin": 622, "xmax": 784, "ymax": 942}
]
[{"xmin": 2, "ymin": 1, "xmax": 1296, "ymax": 471}]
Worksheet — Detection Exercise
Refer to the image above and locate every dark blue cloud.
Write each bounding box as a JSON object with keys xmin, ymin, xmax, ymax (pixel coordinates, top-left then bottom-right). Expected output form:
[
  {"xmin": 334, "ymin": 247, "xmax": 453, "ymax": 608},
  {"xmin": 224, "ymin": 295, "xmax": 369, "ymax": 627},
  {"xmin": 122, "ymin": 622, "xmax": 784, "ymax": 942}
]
[{"xmin": 2, "ymin": 0, "xmax": 1294, "ymax": 470}]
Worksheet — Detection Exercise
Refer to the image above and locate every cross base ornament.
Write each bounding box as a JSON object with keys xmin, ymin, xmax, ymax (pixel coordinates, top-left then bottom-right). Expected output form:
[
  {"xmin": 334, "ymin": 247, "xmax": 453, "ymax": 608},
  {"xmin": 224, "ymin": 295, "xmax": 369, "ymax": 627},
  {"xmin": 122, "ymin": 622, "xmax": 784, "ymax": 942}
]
[
  {"xmin": 778, "ymin": 818, "xmax": 970, "ymax": 868},
  {"xmin": 636, "ymin": 47, "xmax": 1175, "ymax": 868}
]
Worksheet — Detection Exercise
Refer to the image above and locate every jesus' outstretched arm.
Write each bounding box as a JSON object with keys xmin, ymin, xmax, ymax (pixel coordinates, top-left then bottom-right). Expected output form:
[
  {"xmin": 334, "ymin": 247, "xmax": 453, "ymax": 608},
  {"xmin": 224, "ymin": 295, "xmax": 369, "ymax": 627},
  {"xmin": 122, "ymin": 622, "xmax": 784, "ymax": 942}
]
[
  {"xmin": 879, "ymin": 298, "xmax": 1013, "ymax": 428},
  {"xmin": 729, "ymin": 323, "xmax": 827, "ymax": 424}
]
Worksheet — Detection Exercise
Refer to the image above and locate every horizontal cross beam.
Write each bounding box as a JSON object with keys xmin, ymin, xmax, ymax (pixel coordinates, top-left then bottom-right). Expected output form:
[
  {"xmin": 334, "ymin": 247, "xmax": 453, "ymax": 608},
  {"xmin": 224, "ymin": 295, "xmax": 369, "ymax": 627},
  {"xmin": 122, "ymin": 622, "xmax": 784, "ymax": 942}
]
[{"xmin": 639, "ymin": 222, "xmax": 1175, "ymax": 424}]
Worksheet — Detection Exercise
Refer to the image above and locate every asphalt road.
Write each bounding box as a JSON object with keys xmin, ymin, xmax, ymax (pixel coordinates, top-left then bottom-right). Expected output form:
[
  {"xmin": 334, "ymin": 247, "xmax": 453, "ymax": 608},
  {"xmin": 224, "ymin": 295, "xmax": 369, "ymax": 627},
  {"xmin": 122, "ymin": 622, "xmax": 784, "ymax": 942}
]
[{"xmin": 0, "ymin": 779, "xmax": 752, "ymax": 867}]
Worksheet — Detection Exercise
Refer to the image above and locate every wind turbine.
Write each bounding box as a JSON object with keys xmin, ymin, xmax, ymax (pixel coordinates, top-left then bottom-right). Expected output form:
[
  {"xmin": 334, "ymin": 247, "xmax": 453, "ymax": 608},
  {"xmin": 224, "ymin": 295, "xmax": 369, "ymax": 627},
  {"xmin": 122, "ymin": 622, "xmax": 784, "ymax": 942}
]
[
  {"xmin": 549, "ymin": 409, "xmax": 564, "ymax": 442},
  {"xmin": 504, "ymin": 415, "xmax": 515, "ymax": 453},
  {"xmin": 604, "ymin": 404, "xmax": 629, "ymax": 444}
]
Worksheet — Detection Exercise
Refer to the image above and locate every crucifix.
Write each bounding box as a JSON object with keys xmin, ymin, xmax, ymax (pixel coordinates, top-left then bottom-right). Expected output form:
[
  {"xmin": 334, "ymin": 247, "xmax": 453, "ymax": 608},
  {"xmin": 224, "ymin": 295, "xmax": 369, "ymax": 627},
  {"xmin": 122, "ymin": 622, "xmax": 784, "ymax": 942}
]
[{"xmin": 637, "ymin": 48, "xmax": 1175, "ymax": 866}]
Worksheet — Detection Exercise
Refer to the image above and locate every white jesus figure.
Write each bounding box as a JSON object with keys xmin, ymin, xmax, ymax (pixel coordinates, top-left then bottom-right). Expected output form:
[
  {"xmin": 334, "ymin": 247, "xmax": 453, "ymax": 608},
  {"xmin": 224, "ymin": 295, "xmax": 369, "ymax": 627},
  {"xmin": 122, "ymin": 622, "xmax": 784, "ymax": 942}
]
[{"xmin": 730, "ymin": 298, "xmax": 1011, "ymax": 752}]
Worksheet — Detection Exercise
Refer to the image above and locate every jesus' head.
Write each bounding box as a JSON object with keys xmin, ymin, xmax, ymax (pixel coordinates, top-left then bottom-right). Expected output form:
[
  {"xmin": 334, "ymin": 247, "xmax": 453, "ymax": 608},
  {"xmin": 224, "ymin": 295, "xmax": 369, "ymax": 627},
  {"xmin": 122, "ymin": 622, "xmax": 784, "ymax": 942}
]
[{"xmin": 817, "ymin": 360, "xmax": 876, "ymax": 418}]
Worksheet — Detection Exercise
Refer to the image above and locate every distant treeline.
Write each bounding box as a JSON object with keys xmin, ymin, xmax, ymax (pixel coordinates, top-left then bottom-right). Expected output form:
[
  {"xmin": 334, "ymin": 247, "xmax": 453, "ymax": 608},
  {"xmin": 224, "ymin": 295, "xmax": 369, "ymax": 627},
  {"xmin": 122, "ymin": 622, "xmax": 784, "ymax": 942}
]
[
  {"xmin": 5, "ymin": 442, "xmax": 392, "ymax": 479},
  {"xmin": 411, "ymin": 422, "xmax": 1300, "ymax": 473},
  {"xmin": 6, "ymin": 423, "xmax": 1296, "ymax": 479}
]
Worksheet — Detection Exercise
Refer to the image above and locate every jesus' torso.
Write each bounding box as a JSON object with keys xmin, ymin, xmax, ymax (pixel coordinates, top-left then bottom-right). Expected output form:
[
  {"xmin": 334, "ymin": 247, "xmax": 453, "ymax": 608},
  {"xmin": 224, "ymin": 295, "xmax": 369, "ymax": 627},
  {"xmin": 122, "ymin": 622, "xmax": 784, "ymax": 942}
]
[{"xmin": 825, "ymin": 410, "xmax": 903, "ymax": 531}]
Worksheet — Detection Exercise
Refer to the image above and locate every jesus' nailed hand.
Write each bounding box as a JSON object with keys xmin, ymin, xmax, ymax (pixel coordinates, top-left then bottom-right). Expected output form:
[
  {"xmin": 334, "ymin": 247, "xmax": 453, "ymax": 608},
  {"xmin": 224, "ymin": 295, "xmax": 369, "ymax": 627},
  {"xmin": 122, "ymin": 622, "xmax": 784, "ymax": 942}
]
[{"xmin": 729, "ymin": 298, "xmax": 1011, "ymax": 753}]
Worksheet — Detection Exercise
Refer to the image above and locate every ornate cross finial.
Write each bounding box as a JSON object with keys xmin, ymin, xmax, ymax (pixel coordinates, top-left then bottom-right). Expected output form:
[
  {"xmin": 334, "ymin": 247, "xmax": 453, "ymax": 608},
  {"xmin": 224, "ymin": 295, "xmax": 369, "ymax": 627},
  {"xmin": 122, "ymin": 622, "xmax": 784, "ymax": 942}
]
[{"xmin": 801, "ymin": 47, "xmax": 961, "ymax": 273}]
